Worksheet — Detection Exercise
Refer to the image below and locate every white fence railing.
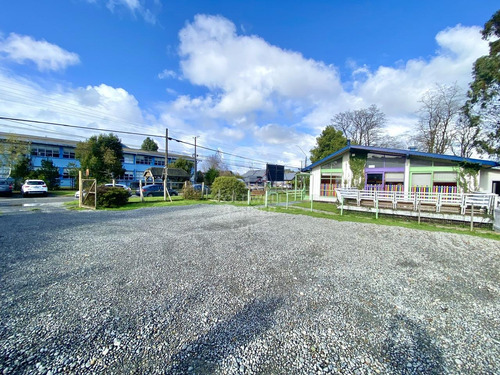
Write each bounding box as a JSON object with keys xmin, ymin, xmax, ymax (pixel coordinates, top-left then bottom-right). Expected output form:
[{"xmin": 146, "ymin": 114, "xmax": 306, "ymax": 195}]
[{"xmin": 336, "ymin": 188, "xmax": 497, "ymax": 215}]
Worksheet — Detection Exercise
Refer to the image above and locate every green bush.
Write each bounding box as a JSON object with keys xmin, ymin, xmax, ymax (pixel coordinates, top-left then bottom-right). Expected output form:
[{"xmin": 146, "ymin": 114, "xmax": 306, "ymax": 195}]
[
  {"xmin": 96, "ymin": 186, "xmax": 129, "ymax": 208},
  {"xmin": 182, "ymin": 184, "xmax": 202, "ymax": 200},
  {"xmin": 211, "ymin": 176, "xmax": 247, "ymax": 201}
]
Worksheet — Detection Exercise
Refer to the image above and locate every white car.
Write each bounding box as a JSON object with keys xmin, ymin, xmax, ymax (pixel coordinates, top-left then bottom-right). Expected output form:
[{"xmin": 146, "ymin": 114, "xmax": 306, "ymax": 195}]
[{"xmin": 21, "ymin": 179, "xmax": 48, "ymax": 197}]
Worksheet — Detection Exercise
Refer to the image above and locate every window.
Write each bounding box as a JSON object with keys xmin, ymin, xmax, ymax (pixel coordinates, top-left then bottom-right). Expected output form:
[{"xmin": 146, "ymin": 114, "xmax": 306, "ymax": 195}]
[
  {"xmin": 322, "ymin": 157, "xmax": 342, "ymax": 169},
  {"xmin": 367, "ymin": 154, "xmax": 384, "ymax": 168},
  {"xmin": 121, "ymin": 171, "xmax": 134, "ymax": 181},
  {"xmin": 154, "ymin": 157, "xmax": 165, "ymax": 166},
  {"xmin": 31, "ymin": 145, "xmax": 60, "ymax": 158},
  {"xmin": 136, "ymin": 155, "xmax": 152, "ymax": 165},
  {"xmin": 433, "ymin": 172, "xmax": 457, "ymax": 183},
  {"xmin": 385, "ymin": 172, "xmax": 404, "ymax": 183},
  {"xmin": 366, "ymin": 173, "xmax": 383, "ymax": 185},
  {"xmin": 411, "ymin": 158, "xmax": 432, "ymax": 167},
  {"xmin": 412, "ymin": 173, "xmax": 432, "ymax": 186},
  {"xmin": 122, "ymin": 154, "xmax": 134, "ymax": 164},
  {"xmin": 63, "ymin": 148, "xmax": 75, "ymax": 159},
  {"xmin": 384, "ymin": 155, "xmax": 405, "ymax": 168}
]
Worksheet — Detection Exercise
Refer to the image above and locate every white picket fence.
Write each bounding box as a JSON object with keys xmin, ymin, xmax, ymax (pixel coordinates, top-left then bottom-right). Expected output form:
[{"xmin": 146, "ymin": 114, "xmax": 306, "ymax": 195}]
[{"xmin": 336, "ymin": 188, "xmax": 497, "ymax": 215}]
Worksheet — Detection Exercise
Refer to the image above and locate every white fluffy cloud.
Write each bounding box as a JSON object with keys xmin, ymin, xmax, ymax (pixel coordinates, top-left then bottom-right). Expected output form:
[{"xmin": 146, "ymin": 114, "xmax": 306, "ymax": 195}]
[
  {"xmin": 178, "ymin": 14, "xmax": 343, "ymax": 119},
  {"xmin": 353, "ymin": 25, "xmax": 488, "ymax": 118},
  {"xmin": 0, "ymin": 33, "xmax": 80, "ymax": 71},
  {"xmin": 155, "ymin": 16, "xmax": 490, "ymax": 168}
]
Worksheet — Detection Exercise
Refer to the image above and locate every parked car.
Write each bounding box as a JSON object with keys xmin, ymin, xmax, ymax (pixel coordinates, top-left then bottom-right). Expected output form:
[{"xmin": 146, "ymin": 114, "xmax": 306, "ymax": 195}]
[
  {"xmin": 21, "ymin": 179, "xmax": 48, "ymax": 197},
  {"xmin": 104, "ymin": 183, "xmax": 132, "ymax": 196},
  {"xmin": 75, "ymin": 183, "xmax": 132, "ymax": 199},
  {"xmin": 0, "ymin": 179, "xmax": 13, "ymax": 196},
  {"xmin": 192, "ymin": 184, "xmax": 211, "ymax": 194},
  {"xmin": 135, "ymin": 184, "xmax": 178, "ymax": 197}
]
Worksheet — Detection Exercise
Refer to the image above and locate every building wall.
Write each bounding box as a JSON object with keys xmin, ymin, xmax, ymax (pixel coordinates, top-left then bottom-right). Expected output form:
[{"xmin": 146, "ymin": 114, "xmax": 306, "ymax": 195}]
[
  {"xmin": 479, "ymin": 169, "xmax": 500, "ymax": 194},
  {"xmin": 310, "ymin": 149, "xmax": 498, "ymax": 201},
  {"xmin": 4, "ymin": 135, "xmax": 192, "ymax": 188}
]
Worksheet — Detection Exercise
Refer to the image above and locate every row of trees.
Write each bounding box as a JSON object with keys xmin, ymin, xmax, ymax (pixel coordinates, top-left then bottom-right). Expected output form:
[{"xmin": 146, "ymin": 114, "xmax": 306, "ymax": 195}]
[{"xmin": 311, "ymin": 10, "xmax": 500, "ymax": 163}]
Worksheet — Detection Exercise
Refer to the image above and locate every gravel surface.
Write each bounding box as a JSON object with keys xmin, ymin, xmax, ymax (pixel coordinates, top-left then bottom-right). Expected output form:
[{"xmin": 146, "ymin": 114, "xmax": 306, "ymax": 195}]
[{"xmin": 0, "ymin": 204, "xmax": 499, "ymax": 374}]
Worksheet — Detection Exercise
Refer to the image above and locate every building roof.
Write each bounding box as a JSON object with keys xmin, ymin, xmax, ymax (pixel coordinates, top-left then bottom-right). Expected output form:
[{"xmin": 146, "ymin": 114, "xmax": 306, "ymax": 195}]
[{"xmin": 303, "ymin": 145, "xmax": 500, "ymax": 171}]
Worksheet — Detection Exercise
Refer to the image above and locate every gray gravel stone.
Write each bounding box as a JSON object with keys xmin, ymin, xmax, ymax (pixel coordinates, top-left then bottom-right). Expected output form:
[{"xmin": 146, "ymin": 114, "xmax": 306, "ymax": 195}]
[{"xmin": 0, "ymin": 204, "xmax": 499, "ymax": 374}]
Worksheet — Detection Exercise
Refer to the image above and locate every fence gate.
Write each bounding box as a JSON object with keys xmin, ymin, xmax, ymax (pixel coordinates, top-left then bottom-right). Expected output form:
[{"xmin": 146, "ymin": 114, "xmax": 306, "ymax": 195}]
[{"xmin": 79, "ymin": 171, "xmax": 97, "ymax": 209}]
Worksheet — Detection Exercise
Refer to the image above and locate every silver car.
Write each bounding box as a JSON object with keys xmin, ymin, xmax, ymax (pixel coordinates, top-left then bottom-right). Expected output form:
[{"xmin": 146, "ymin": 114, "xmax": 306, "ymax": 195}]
[{"xmin": 0, "ymin": 179, "xmax": 13, "ymax": 196}]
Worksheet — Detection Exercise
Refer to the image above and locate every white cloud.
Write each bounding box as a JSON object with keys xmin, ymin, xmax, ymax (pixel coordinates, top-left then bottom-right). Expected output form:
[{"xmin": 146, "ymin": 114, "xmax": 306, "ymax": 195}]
[
  {"xmin": 102, "ymin": 0, "xmax": 159, "ymax": 24},
  {"xmin": 0, "ymin": 33, "xmax": 80, "ymax": 71},
  {"xmin": 158, "ymin": 69, "xmax": 177, "ymax": 79},
  {"xmin": 178, "ymin": 14, "xmax": 343, "ymax": 119},
  {"xmin": 0, "ymin": 16, "xmax": 491, "ymax": 172},
  {"xmin": 352, "ymin": 25, "xmax": 488, "ymax": 118}
]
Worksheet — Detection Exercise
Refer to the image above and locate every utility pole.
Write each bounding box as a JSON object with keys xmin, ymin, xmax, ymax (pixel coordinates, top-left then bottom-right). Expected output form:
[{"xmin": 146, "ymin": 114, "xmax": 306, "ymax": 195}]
[
  {"xmin": 164, "ymin": 128, "xmax": 171, "ymax": 201},
  {"xmin": 193, "ymin": 136, "xmax": 198, "ymax": 184}
]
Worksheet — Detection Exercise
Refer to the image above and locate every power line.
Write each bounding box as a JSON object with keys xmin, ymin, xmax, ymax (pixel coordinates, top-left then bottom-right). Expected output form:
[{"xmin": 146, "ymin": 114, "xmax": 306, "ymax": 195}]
[{"xmin": 0, "ymin": 116, "xmax": 301, "ymax": 169}]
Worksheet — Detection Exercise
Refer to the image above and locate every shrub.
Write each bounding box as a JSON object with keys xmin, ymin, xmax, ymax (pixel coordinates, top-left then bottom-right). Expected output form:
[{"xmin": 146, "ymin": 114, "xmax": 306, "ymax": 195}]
[
  {"xmin": 182, "ymin": 184, "xmax": 202, "ymax": 200},
  {"xmin": 211, "ymin": 176, "xmax": 247, "ymax": 201},
  {"xmin": 96, "ymin": 186, "xmax": 129, "ymax": 208}
]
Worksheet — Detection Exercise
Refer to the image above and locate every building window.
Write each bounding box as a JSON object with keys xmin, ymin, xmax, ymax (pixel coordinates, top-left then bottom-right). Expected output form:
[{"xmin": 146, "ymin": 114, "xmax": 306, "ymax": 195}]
[
  {"xmin": 384, "ymin": 155, "xmax": 405, "ymax": 168},
  {"xmin": 367, "ymin": 154, "xmax": 384, "ymax": 168},
  {"xmin": 31, "ymin": 145, "xmax": 60, "ymax": 158},
  {"xmin": 320, "ymin": 173, "xmax": 341, "ymax": 197},
  {"xmin": 63, "ymin": 148, "xmax": 75, "ymax": 159},
  {"xmin": 155, "ymin": 157, "xmax": 165, "ymax": 166},
  {"xmin": 411, "ymin": 158, "xmax": 433, "ymax": 167},
  {"xmin": 121, "ymin": 171, "xmax": 134, "ymax": 181},
  {"xmin": 136, "ymin": 155, "xmax": 152, "ymax": 165},
  {"xmin": 122, "ymin": 154, "xmax": 134, "ymax": 164},
  {"xmin": 322, "ymin": 157, "xmax": 342, "ymax": 169}
]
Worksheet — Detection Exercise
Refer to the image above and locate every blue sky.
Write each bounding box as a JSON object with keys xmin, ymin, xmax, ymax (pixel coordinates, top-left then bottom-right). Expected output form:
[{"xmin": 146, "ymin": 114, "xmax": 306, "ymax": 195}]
[{"xmin": 0, "ymin": 1, "xmax": 498, "ymax": 171}]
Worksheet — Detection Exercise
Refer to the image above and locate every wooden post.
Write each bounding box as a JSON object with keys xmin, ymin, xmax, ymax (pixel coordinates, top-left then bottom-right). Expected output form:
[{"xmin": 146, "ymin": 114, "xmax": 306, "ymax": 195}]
[
  {"xmin": 286, "ymin": 191, "xmax": 289, "ymax": 209},
  {"xmin": 470, "ymin": 205, "xmax": 474, "ymax": 231},
  {"xmin": 247, "ymin": 189, "xmax": 251, "ymax": 206},
  {"xmin": 139, "ymin": 180, "xmax": 144, "ymax": 202},
  {"xmin": 78, "ymin": 170, "xmax": 82, "ymax": 208},
  {"xmin": 418, "ymin": 201, "xmax": 421, "ymax": 225},
  {"xmin": 265, "ymin": 190, "xmax": 268, "ymax": 208}
]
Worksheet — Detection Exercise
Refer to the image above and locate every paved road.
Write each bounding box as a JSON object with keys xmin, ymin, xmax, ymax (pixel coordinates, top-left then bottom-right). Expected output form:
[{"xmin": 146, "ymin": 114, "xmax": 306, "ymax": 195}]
[{"xmin": 0, "ymin": 195, "xmax": 74, "ymax": 214}]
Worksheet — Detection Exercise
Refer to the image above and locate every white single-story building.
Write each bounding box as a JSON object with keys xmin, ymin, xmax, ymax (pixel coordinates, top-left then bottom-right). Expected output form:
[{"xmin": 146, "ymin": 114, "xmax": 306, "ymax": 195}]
[{"xmin": 303, "ymin": 145, "xmax": 500, "ymax": 202}]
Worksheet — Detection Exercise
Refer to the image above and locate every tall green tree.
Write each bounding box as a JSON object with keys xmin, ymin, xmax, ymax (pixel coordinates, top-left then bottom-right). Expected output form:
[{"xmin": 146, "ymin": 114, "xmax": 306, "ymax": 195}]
[
  {"xmin": 75, "ymin": 133, "xmax": 125, "ymax": 183},
  {"xmin": 11, "ymin": 155, "xmax": 33, "ymax": 181},
  {"xmin": 170, "ymin": 157, "xmax": 194, "ymax": 174},
  {"xmin": 310, "ymin": 126, "xmax": 348, "ymax": 163},
  {"xmin": 204, "ymin": 167, "xmax": 220, "ymax": 185},
  {"xmin": 35, "ymin": 159, "xmax": 60, "ymax": 190},
  {"xmin": 466, "ymin": 10, "xmax": 500, "ymax": 157},
  {"xmin": 141, "ymin": 137, "xmax": 159, "ymax": 152}
]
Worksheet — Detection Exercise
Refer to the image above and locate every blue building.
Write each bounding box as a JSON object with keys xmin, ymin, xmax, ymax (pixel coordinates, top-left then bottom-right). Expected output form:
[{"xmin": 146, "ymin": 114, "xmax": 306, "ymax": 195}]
[{"xmin": 0, "ymin": 132, "xmax": 194, "ymax": 188}]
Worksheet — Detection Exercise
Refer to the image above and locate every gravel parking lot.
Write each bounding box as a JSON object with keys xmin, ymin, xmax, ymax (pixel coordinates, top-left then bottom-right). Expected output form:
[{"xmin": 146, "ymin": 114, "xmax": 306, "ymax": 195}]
[{"xmin": 0, "ymin": 205, "xmax": 499, "ymax": 374}]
